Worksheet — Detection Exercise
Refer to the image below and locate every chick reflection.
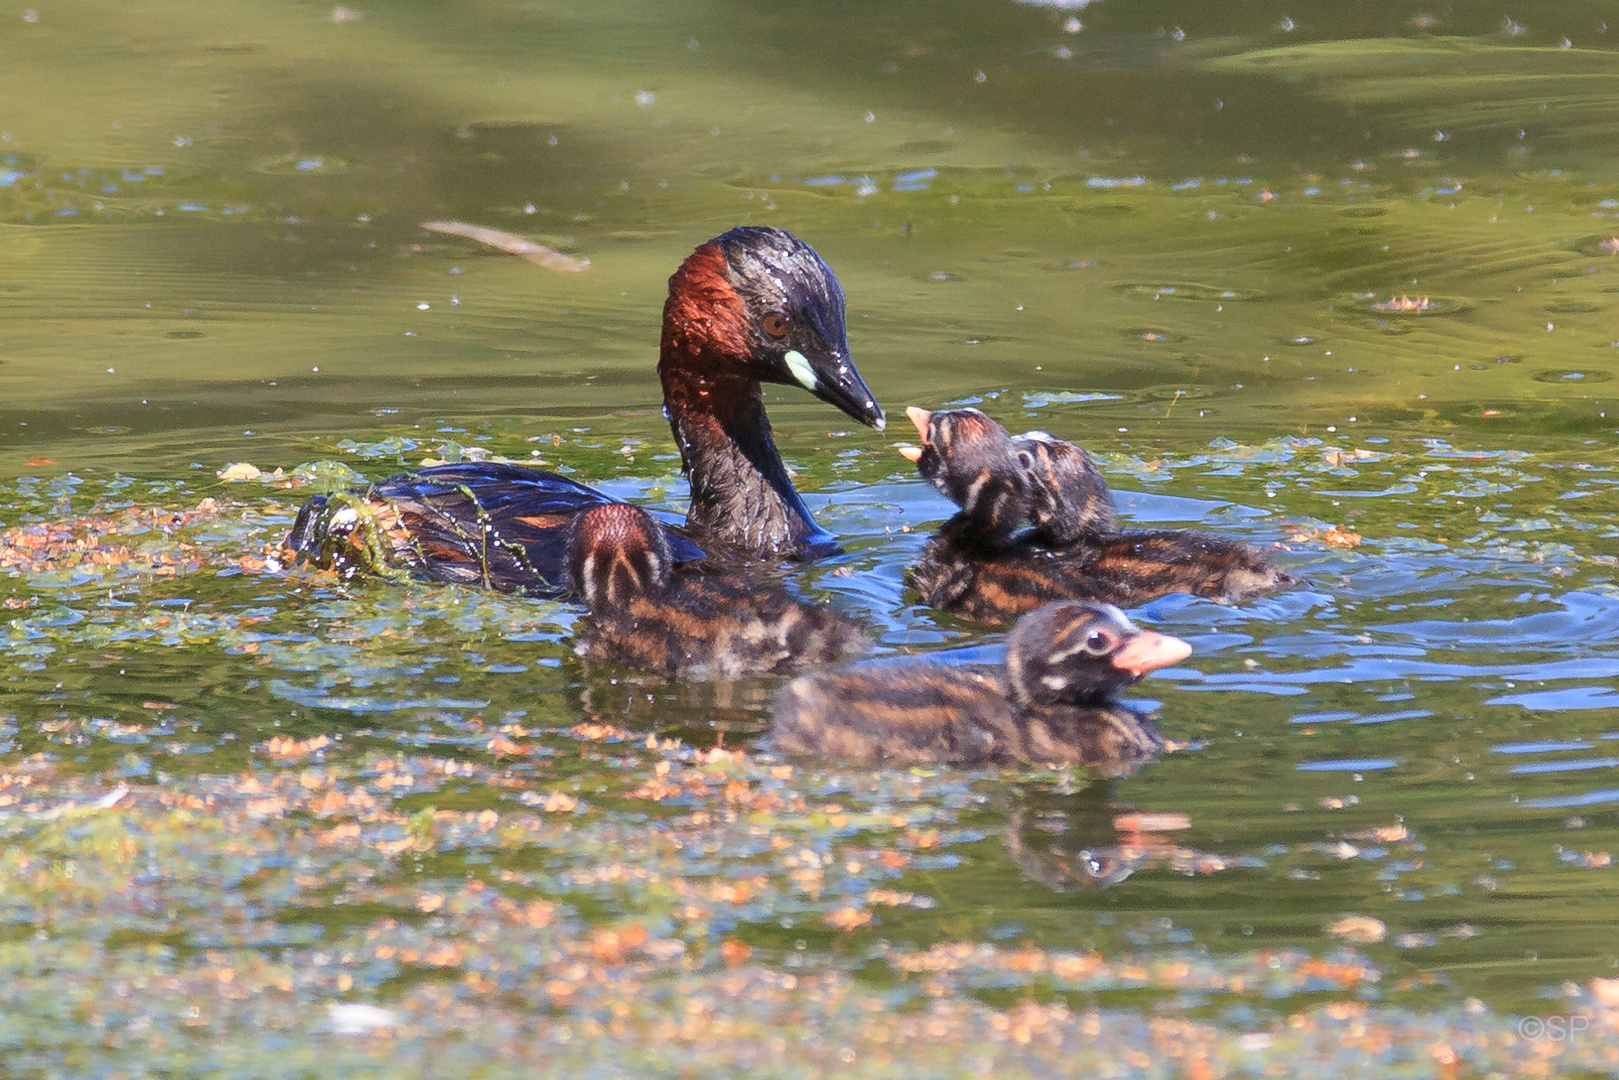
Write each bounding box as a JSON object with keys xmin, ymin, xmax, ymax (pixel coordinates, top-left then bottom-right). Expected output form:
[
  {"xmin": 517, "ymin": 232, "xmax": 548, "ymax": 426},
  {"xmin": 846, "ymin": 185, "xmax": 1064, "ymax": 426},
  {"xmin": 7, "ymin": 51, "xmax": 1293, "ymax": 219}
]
[
  {"xmin": 572, "ymin": 672, "xmax": 775, "ymax": 747},
  {"xmin": 1005, "ymin": 784, "xmax": 1226, "ymax": 891}
]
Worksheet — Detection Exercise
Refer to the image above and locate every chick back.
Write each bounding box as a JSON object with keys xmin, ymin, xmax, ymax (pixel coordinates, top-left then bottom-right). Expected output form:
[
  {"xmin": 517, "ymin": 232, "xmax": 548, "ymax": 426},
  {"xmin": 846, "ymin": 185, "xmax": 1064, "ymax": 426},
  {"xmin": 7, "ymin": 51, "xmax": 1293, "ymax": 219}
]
[
  {"xmin": 772, "ymin": 664, "xmax": 1022, "ymax": 765},
  {"xmin": 911, "ymin": 528, "xmax": 1292, "ymax": 625},
  {"xmin": 576, "ymin": 572, "xmax": 866, "ymax": 679}
]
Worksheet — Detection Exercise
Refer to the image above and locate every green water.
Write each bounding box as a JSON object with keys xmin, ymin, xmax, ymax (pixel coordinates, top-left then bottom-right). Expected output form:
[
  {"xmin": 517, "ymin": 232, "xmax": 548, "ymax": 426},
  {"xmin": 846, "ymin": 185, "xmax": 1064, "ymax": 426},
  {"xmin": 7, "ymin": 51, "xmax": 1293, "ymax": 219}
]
[{"xmin": 4, "ymin": 2, "xmax": 1619, "ymax": 1076}]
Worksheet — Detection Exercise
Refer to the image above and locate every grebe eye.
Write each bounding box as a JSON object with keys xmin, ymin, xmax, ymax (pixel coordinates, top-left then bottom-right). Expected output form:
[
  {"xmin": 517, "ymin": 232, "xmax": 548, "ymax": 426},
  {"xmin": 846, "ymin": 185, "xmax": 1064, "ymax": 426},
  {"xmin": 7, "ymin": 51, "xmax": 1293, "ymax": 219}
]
[
  {"xmin": 1083, "ymin": 630, "xmax": 1113, "ymax": 655},
  {"xmin": 761, "ymin": 312, "xmax": 790, "ymax": 339}
]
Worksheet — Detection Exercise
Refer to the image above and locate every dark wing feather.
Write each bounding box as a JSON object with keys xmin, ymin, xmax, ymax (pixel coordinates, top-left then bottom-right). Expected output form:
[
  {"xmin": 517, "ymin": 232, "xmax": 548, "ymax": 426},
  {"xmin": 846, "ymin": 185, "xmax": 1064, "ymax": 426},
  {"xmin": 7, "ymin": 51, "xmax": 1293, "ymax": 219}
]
[{"xmin": 292, "ymin": 462, "xmax": 705, "ymax": 596}]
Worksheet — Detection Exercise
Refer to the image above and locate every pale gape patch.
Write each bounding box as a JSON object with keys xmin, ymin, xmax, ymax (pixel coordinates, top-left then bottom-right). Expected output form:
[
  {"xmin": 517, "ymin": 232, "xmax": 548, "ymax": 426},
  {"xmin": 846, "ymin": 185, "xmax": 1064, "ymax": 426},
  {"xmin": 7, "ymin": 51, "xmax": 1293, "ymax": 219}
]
[{"xmin": 784, "ymin": 349, "xmax": 818, "ymax": 391}]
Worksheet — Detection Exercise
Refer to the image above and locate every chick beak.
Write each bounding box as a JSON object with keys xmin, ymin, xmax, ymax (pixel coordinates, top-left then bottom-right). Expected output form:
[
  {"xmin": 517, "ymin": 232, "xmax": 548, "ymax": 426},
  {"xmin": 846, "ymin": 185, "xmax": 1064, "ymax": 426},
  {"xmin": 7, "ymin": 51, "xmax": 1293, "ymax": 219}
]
[
  {"xmin": 905, "ymin": 405, "xmax": 933, "ymax": 443},
  {"xmin": 896, "ymin": 445, "xmax": 924, "ymax": 463},
  {"xmin": 1108, "ymin": 630, "xmax": 1193, "ymax": 678}
]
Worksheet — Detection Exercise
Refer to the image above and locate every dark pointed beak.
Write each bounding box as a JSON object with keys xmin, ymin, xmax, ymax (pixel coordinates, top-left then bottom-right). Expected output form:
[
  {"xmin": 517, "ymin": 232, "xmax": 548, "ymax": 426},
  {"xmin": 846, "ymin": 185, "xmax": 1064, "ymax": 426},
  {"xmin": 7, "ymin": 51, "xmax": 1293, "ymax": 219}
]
[{"xmin": 779, "ymin": 346, "xmax": 886, "ymax": 431}]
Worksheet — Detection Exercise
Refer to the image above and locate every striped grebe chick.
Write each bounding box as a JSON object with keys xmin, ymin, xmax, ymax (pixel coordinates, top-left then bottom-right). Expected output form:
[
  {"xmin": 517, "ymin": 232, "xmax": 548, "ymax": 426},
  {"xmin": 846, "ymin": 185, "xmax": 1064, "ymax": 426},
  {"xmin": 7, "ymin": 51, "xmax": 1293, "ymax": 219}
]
[
  {"xmin": 566, "ymin": 502, "xmax": 867, "ymax": 680},
  {"xmin": 772, "ymin": 601, "xmax": 1188, "ymax": 766},
  {"xmin": 901, "ymin": 407, "xmax": 1294, "ymax": 624}
]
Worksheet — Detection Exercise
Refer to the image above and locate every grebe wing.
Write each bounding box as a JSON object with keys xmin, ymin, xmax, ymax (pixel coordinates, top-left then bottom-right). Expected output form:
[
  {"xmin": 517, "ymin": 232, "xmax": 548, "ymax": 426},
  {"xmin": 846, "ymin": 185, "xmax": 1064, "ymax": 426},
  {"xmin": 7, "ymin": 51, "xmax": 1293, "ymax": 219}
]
[
  {"xmin": 372, "ymin": 463, "xmax": 706, "ymax": 595},
  {"xmin": 386, "ymin": 462, "xmax": 609, "ymax": 513}
]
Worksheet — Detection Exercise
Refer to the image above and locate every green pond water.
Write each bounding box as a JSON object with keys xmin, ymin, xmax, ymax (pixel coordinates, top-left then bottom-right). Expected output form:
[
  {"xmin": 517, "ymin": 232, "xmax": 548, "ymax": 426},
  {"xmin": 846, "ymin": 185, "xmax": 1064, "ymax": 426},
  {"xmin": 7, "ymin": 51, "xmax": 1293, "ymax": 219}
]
[{"xmin": 4, "ymin": 1, "xmax": 1619, "ymax": 1075}]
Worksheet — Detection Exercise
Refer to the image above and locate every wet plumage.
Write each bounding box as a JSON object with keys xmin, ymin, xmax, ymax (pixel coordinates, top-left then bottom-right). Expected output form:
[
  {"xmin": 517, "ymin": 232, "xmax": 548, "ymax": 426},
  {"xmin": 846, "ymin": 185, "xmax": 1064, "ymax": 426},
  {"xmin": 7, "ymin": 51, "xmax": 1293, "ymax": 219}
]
[
  {"xmin": 913, "ymin": 525, "xmax": 1290, "ymax": 624},
  {"xmin": 1011, "ymin": 430, "xmax": 1116, "ymax": 544},
  {"xmin": 772, "ymin": 601, "xmax": 1188, "ymax": 767},
  {"xmin": 899, "ymin": 406, "xmax": 1030, "ymax": 548},
  {"xmin": 566, "ymin": 503, "xmax": 867, "ymax": 679},
  {"xmin": 286, "ymin": 463, "xmax": 702, "ymax": 595},
  {"xmin": 903, "ymin": 407, "xmax": 1294, "ymax": 624},
  {"xmin": 286, "ymin": 226, "xmax": 886, "ymax": 595}
]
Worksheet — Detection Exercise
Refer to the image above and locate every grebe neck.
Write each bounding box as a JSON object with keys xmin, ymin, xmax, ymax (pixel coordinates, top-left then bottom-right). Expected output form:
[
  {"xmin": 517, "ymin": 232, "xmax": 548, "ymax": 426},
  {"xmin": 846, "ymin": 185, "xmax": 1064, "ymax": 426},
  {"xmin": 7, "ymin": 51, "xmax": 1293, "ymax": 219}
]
[{"xmin": 658, "ymin": 362, "xmax": 831, "ymax": 558}]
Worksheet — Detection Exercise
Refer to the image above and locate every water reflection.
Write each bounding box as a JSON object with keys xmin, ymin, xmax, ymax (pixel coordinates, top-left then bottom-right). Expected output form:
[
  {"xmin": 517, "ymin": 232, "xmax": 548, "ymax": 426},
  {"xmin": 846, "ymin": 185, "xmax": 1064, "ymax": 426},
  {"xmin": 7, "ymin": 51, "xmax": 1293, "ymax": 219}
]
[{"xmin": 1003, "ymin": 783, "xmax": 1229, "ymax": 891}]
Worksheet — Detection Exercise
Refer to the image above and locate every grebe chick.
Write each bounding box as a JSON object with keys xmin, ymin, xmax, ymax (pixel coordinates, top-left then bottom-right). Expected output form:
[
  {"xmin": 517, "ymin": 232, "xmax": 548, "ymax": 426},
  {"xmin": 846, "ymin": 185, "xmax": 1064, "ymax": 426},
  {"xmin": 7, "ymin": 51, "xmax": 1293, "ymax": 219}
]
[
  {"xmin": 1010, "ymin": 430, "xmax": 1116, "ymax": 544},
  {"xmin": 566, "ymin": 502, "xmax": 867, "ymax": 679},
  {"xmin": 289, "ymin": 226, "xmax": 886, "ymax": 595},
  {"xmin": 772, "ymin": 601, "xmax": 1189, "ymax": 767},
  {"xmin": 898, "ymin": 406, "xmax": 1029, "ymax": 549},
  {"xmin": 903, "ymin": 407, "xmax": 1294, "ymax": 624}
]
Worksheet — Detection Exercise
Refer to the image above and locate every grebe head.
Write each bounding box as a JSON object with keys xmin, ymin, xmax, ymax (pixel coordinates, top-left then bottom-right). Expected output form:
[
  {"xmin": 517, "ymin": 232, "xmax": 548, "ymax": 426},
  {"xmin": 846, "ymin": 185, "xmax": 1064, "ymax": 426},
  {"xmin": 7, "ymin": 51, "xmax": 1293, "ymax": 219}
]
[
  {"xmin": 1004, "ymin": 602, "xmax": 1192, "ymax": 706},
  {"xmin": 1011, "ymin": 430, "xmax": 1117, "ymax": 544},
  {"xmin": 661, "ymin": 226, "xmax": 885, "ymax": 430},
  {"xmin": 565, "ymin": 502, "xmax": 675, "ymax": 611},
  {"xmin": 898, "ymin": 406, "xmax": 1028, "ymax": 534}
]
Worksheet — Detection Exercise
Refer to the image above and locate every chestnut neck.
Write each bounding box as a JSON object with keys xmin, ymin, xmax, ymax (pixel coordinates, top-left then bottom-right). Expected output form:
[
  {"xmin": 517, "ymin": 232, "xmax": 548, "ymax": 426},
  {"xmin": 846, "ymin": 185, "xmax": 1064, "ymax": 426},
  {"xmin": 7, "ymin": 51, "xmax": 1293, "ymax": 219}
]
[{"xmin": 658, "ymin": 246, "xmax": 831, "ymax": 558}]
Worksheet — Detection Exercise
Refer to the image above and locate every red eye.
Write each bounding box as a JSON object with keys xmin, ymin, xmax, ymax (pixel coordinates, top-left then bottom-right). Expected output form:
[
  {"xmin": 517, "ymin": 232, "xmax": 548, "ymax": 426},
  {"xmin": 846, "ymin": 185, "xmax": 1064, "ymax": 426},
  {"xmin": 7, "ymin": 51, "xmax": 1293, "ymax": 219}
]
[{"xmin": 761, "ymin": 312, "xmax": 790, "ymax": 339}]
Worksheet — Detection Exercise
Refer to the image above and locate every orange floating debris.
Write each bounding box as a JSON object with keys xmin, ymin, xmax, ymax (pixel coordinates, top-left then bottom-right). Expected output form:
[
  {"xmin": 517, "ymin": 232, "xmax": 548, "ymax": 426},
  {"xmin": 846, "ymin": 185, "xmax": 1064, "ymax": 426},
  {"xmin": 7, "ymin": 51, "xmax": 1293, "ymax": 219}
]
[
  {"xmin": 823, "ymin": 907, "xmax": 873, "ymax": 930},
  {"xmin": 485, "ymin": 735, "xmax": 525, "ymax": 758},
  {"xmin": 1285, "ymin": 525, "xmax": 1363, "ymax": 549},
  {"xmin": 260, "ymin": 734, "xmax": 331, "ymax": 759},
  {"xmin": 1347, "ymin": 823, "xmax": 1409, "ymax": 844},
  {"xmin": 540, "ymin": 791, "xmax": 578, "ymax": 813},
  {"xmin": 1326, "ymin": 915, "xmax": 1387, "ymax": 944},
  {"xmin": 1113, "ymin": 812, "xmax": 1192, "ymax": 832}
]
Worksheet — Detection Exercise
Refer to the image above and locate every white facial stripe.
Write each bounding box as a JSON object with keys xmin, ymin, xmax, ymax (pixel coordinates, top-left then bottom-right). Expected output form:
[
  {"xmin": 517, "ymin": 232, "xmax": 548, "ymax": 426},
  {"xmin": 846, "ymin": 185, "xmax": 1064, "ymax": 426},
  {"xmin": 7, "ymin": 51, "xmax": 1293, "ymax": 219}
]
[
  {"xmin": 1097, "ymin": 603, "xmax": 1134, "ymax": 630},
  {"xmin": 784, "ymin": 349, "xmax": 818, "ymax": 391},
  {"xmin": 1043, "ymin": 642, "xmax": 1094, "ymax": 665},
  {"xmin": 962, "ymin": 469, "xmax": 989, "ymax": 514},
  {"xmin": 580, "ymin": 551, "xmax": 598, "ymax": 605}
]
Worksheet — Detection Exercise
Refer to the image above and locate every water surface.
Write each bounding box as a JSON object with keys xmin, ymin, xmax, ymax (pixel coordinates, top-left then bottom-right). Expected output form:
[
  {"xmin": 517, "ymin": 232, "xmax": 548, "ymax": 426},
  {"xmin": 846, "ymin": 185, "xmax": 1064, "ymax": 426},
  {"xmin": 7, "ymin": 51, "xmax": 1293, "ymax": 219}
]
[{"xmin": 3, "ymin": 1, "xmax": 1619, "ymax": 1074}]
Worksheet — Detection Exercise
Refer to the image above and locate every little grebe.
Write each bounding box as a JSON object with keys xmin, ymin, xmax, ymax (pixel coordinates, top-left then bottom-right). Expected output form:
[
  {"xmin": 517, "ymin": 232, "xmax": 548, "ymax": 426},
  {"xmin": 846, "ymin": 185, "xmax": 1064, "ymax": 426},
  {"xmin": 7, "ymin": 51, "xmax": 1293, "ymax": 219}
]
[
  {"xmin": 772, "ymin": 601, "xmax": 1189, "ymax": 766},
  {"xmin": 1010, "ymin": 429, "xmax": 1117, "ymax": 544},
  {"xmin": 566, "ymin": 502, "xmax": 867, "ymax": 679},
  {"xmin": 896, "ymin": 408, "xmax": 1114, "ymax": 549},
  {"xmin": 902, "ymin": 406, "xmax": 1031, "ymax": 549},
  {"xmin": 902, "ymin": 407, "xmax": 1294, "ymax": 624},
  {"xmin": 287, "ymin": 226, "xmax": 886, "ymax": 595}
]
